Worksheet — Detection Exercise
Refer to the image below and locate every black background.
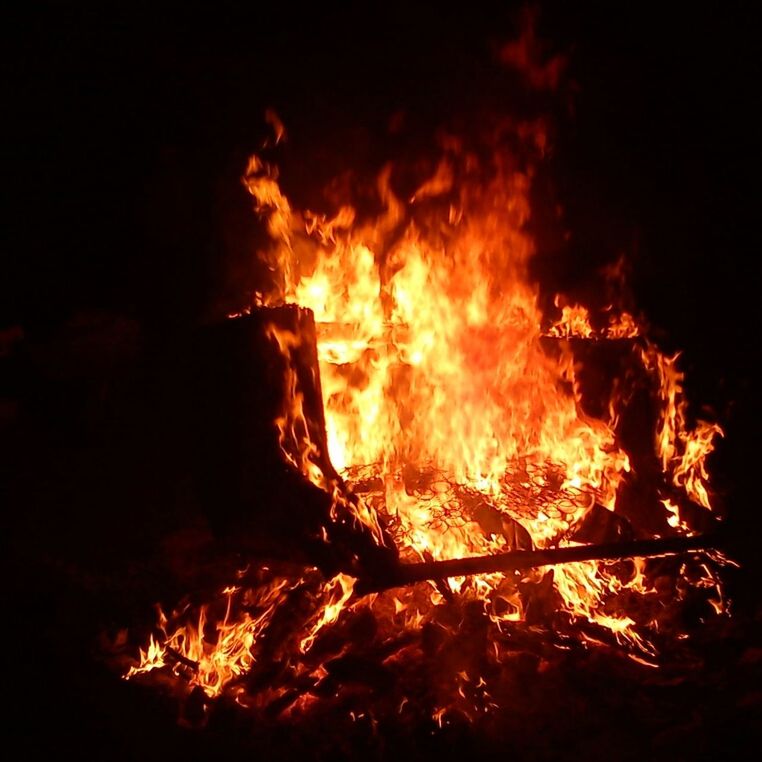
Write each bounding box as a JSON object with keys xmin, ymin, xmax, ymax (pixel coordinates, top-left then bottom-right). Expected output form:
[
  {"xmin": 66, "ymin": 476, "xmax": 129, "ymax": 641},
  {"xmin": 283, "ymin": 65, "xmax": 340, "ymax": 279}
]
[
  {"xmin": 4, "ymin": 1, "xmax": 761, "ymax": 757},
  {"xmin": 5, "ymin": 0, "xmax": 759, "ymax": 558}
]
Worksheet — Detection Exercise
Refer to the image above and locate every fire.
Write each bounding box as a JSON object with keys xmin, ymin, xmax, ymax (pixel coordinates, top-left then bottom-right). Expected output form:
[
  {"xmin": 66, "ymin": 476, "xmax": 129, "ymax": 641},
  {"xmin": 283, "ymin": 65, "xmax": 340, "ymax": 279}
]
[
  {"xmin": 245, "ymin": 130, "xmax": 669, "ymax": 633},
  {"xmin": 299, "ymin": 572, "xmax": 356, "ymax": 653},
  {"xmin": 548, "ymin": 300, "xmax": 595, "ymax": 338},
  {"xmin": 126, "ymin": 579, "xmax": 295, "ymax": 697},
  {"xmin": 641, "ymin": 346, "xmax": 723, "ymax": 510},
  {"xmin": 123, "ymin": 117, "xmax": 727, "ymax": 717}
]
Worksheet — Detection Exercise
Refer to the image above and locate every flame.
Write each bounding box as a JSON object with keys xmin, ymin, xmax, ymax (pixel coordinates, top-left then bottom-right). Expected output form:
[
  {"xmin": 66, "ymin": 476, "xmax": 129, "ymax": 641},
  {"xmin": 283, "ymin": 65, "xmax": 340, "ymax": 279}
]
[
  {"xmin": 641, "ymin": 346, "xmax": 722, "ymax": 510},
  {"xmin": 242, "ymin": 125, "xmax": 724, "ymax": 645},
  {"xmin": 299, "ymin": 572, "xmax": 356, "ymax": 653},
  {"xmin": 547, "ymin": 299, "xmax": 639, "ymax": 339},
  {"xmin": 126, "ymin": 580, "xmax": 294, "ymax": 697},
  {"xmin": 125, "ymin": 119, "xmax": 726, "ymax": 712},
  {"xmin": 606, "ymin": 310, "xmax": 639, "ymax": 338},
  {"xmin": 548, "ymin": 300, "xmax": 594, "ymax": 338},
  {"xmin": 246, "ymin": 136, "xmax": 649, "ymax": 633}
]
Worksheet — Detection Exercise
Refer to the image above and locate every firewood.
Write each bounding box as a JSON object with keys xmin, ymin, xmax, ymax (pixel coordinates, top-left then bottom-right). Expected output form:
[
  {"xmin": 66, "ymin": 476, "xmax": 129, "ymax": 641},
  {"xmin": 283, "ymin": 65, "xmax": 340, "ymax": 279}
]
[
  {"xmin": 165, "ymin": 645, "xmax": 199, "ymax": 672},
  {"xmin": 355, "ymin": 533, "xmax": 718, "ymax": 594},
  {"xmin": 192, "ymin": 307, "xmax": 398, "ymax": 578}
]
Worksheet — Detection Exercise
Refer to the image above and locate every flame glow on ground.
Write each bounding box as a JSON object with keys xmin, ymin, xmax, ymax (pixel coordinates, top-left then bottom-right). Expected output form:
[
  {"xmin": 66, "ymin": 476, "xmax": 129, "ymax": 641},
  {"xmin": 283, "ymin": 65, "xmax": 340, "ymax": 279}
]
[{"xmin": 124, "ymin": 121, "xmax": 727, "ymax": 721}]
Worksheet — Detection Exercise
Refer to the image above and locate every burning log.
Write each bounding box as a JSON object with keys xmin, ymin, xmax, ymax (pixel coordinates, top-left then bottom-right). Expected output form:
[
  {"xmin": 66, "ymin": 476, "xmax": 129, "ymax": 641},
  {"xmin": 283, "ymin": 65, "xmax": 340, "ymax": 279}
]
[{"xmin": 355, "ymin": 533, "xmax": 718, "ymax": 594}]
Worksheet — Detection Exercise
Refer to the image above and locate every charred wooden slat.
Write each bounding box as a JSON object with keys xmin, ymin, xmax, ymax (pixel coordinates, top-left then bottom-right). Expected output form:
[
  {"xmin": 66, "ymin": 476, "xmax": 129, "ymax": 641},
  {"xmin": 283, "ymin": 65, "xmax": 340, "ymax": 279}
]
[
  {"xmin": 355, "ymin": 533, "xmax": 718, "ymax": 594},
  {"xmin": 192, "ymin": 307, "xmax": 398, "ymax": 579},
  {"xmin": 165, "ymin": 645, "xmax": 199, "ymax": 672}
]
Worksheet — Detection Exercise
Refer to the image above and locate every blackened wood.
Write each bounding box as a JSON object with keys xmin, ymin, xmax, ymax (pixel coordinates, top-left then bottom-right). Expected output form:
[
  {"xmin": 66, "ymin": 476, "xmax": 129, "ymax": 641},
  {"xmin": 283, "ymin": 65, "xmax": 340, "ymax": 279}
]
[
  {"xmin": 571, "ymin": 503, "xmax": 635, "ymax": 545},
  {"xmin": 165, "ymin": 645, "xmax": 200, "ymax": 672},
  {"xmin": 192, "ymin": 306, "xmax": 397, "ymax": 578},
  {"xmin": 541, "ymin": 336, "xmax": 721, "ymax": 538},
  {"xmin": 356, "ymin": 533, "xmax": 718, "ymax": 594},
  {"xmin": 192, "ymin": 306, "xmax": 330, "ymax": 558}
]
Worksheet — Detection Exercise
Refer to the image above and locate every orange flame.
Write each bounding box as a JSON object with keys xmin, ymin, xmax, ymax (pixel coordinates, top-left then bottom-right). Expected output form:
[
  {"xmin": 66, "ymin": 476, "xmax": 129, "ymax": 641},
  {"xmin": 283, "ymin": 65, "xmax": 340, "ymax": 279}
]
[
  {"xmin": 241, "ymin": 130, "xmax": 700, "ymax": 645},
  {"xmin": 125, "ymin": 118, "xmax": 726, "ymax": 708},
  {"xmin": 641, "ymin": 346, "xmax": 723, "ymax": 511},
  {"xmin": 299, "ymin": 572, "xmax": 356, "ymax": 653},
  {"xmin": 126, "ymin": 580, "xmax": 294, "ymax": 697}
]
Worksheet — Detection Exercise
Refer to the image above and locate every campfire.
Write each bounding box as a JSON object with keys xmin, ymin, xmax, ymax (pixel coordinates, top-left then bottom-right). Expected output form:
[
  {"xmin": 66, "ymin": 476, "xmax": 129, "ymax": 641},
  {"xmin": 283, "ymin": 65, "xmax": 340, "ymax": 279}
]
[{"xmin": 119, "ymin": 110, "xmax": 729, "ymax": 730}]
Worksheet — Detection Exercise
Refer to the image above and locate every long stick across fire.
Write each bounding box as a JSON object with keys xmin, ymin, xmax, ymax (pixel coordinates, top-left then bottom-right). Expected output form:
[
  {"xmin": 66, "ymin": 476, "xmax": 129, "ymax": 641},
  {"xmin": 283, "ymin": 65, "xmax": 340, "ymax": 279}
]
[{"xmin": 354, "ymin": 533, "xmax": 718, "ymax": 594}]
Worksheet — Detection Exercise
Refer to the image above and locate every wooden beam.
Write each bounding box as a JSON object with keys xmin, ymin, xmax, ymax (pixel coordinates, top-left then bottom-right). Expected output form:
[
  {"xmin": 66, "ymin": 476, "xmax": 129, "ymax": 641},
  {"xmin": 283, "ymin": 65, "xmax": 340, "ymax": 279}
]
[{"xmin": 355, "ymin": 534, "xmax": 718, "ymax": 594}]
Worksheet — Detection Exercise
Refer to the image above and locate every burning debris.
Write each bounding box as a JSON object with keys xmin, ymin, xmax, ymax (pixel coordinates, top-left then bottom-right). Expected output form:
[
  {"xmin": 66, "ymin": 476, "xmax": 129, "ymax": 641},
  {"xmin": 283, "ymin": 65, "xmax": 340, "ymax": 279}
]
[{"xmin": 117, "ymin": 110, "xmax": 729, "ymax": 730}]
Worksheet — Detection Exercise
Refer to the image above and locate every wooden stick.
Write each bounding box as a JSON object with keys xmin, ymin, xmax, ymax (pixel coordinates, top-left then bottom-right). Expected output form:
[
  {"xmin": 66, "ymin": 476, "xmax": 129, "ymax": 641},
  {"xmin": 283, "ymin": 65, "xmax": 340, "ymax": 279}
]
[
  {"xmin": 165, "ymin": 645, "xmax": 200, "ymax": 672},
  {"xmin": 355, "ymin": 534, "xmax": 717, "ymax": 594}
]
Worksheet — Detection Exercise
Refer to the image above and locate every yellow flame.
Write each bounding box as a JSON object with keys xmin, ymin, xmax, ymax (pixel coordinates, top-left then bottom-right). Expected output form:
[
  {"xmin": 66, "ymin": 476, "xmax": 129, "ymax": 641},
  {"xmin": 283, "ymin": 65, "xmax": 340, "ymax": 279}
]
[
  {"xmin": 126, "ymin": 580, "xmax": 294, "ymax": 697},
  {"xmin": 642, "ymin": 346, "xmax": 722, "ymax": 510},
  {"xmin": 299, "ymin": 572, "xmax": 356, "ymax": 653},
  {"xmin": 126, "ymin": 123, "xmax": 726, "ymax": 704},
  {"xmin": 248, "ymin": 142, "xmax": 652, "ymax": 637}
]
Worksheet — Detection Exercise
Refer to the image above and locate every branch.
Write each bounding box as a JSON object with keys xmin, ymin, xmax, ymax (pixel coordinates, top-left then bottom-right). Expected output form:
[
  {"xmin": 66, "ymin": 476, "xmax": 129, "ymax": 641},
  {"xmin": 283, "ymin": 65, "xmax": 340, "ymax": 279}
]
[{"xmin": 355, "ymin": 533, "xmax": 718, "ymax": 594}]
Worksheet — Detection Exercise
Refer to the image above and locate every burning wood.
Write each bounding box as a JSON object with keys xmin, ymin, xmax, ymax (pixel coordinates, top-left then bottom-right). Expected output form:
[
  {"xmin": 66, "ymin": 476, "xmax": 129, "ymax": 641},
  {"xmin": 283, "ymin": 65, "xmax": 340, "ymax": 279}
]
[
  {"xmin": 120, "ymin": 114, "xmax": 728, "ymax": 724},
  {"xmin": 356, "ymin": 533, "xmax": 719, "ymax": 594}
]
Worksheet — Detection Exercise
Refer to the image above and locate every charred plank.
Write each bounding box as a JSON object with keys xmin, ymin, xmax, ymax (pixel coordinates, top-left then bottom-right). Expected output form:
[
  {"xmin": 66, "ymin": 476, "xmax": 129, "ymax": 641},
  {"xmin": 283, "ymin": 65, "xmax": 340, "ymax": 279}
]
[{"xmin": 355, "ymin": 533, "xmax": 718, "ymax": 594}]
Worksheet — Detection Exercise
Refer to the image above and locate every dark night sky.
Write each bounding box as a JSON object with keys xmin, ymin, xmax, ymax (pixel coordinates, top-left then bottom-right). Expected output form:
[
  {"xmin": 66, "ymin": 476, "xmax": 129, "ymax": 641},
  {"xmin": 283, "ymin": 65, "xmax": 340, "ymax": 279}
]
[
  {"xmin": 1, "ymin": 2, "xmax": 759, "ymax": 516},
  {"xmin": 3, "ymin": 4, "xmax": 761, "ymax": 754},
  {"xmin": 6, "ymin": 1, "xmax": 759, "ymax": 485},
  {"xmin": 5, "ymin": 2, "xmax": 759, "ymax": 334}
]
